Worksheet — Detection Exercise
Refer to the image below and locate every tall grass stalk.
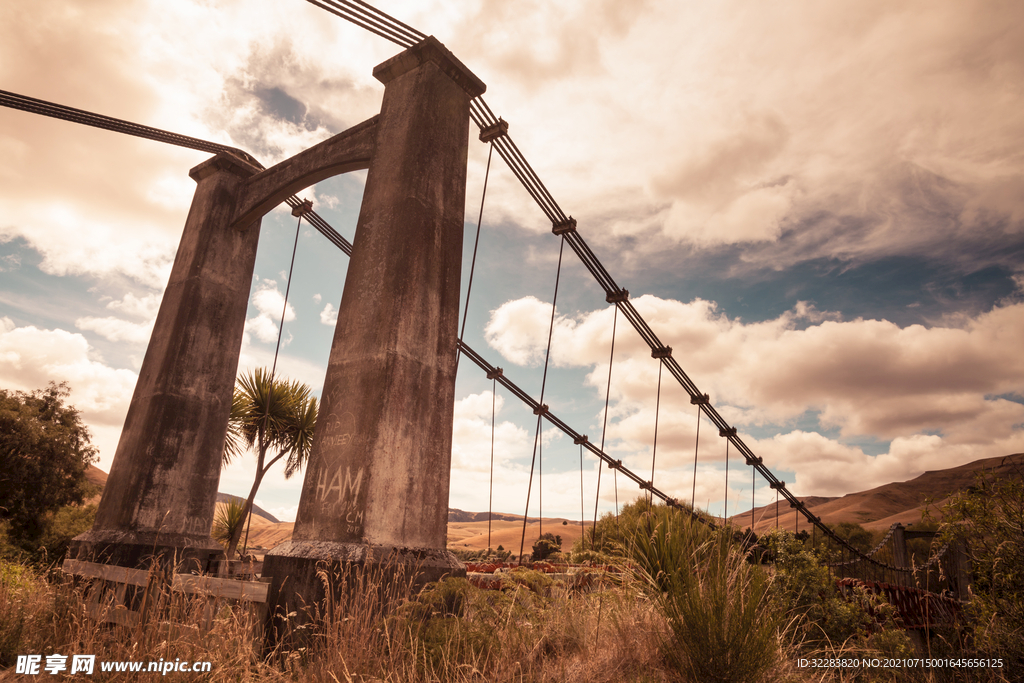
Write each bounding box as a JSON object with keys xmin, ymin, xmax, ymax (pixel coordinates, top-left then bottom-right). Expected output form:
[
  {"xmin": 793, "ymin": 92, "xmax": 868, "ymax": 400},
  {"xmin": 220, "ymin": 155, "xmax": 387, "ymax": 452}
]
[{"xmin": 1, "ymin": 558, "xmax": 673, "ymax": 682}]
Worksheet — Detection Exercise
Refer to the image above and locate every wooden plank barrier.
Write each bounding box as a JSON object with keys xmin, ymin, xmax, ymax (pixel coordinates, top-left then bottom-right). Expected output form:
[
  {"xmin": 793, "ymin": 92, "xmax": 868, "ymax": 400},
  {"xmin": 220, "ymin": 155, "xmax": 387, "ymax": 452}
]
[
  {"xmin": 62, "ymin": 559, "xmax": 269, "ymax": 629},
  {"xmin": 172, "ymin": 573, "xmax": 269, "ymax": 602}
]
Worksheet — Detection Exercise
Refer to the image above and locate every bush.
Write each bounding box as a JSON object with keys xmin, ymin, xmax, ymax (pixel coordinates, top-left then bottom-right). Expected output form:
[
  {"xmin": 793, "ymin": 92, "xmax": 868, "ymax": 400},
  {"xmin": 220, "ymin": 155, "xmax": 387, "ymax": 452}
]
[
  {"xmin": 531, "ymin": 533, "xmax": 562, "ymax": 561},
  {"xmin": 628, "ymin": 506, "xmax": 783, "ymax": 682},
  {"xmin": 35, "ymin": 503, "xmax": 97, "ymax": 563},
  {"xmin": 933, "ymin": 464, "xmax": 1024, "ymax": 668},
  {"xmin": 0, "ymin": 559, "xmax": 42, "ymax": 666},
  {"xmin": 764, "ymin": 529, "xmax": 910, "ymax": 654}
]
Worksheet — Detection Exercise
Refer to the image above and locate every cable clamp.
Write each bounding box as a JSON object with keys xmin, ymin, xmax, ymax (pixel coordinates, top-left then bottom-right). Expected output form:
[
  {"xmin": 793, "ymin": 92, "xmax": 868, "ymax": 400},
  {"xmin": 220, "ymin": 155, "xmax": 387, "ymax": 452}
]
[
  {"xmin": 533, "ymin": 404, "xmax": 549, "ymax": 416},
  {"xmin": 291, "ymin": 199, "xmax": 313, "ymax": 217},
  {"xmin": 606, "ymin": 459, "xmax": 622, "ymax": 470},
  {"xmin": 605, "ymin": 289, "xmax": 629, "ymax": 304},
  {"xmin": 479, "ymin": 118, "xmax": 509, "ymax": 143},
  {"xmin": 665, "ymin": 497, "xmax": 678, "ymax": 507},
  {"xmin": 719, "ymin": 427, "xmax": 737, "ymax": 437},
  {"xmin": 769, "ymin": 481, "xmax": 786, "ymax": 490},
  {"xmin": 745, "ymin": 456, "xmax": 763, "ymax": 466},
  {"xmin": 552, "ymin": 217, "xmax": 577, "ymax": 235},
  {"xmin": 690, "ymin": 393, "xmax": 710, "ymax": 405},
  {"xmin": 486, "ymin": 367, "xmax": 504, "ymax": 380},
  {"xmin": 573, "ymin": 435, "xmax": 588, "ymax": 445},
  {"xmin": 639, "ymin": 481, "xmax": 652, "ymax": 491},
  {"xmin": 651, "ymin": 346, "xmax": 672, "ymax": 359}
]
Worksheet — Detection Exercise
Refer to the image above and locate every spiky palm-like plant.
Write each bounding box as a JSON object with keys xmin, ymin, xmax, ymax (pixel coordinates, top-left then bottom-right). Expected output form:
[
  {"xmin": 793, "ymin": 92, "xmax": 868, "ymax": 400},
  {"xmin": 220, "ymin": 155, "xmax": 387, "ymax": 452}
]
[
  {"xmin": 212, "ymin": 500, "xmax": 246, "ymax": 549},
  {"xmin": 222, "ymin": 368, "xmax": 317, "ymax": 558}
]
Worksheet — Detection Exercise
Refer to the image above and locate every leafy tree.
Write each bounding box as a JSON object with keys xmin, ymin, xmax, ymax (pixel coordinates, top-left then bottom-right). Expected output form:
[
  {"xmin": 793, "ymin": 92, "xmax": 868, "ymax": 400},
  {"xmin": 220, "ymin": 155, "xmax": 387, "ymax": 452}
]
[
  {"xmin": 530, "ymin": 532, "xmax": 562, "ymax": 561},
  {"xmin": 0, "ymin": 383, "xmax": 97, "ymax": 554},
  {"xmin": 222, "ymin": 368, "xmax": 317, "ymax": 558},
  {"xmin": 34, "ymin": 503, "xmax": 97, "ymax": 563}
]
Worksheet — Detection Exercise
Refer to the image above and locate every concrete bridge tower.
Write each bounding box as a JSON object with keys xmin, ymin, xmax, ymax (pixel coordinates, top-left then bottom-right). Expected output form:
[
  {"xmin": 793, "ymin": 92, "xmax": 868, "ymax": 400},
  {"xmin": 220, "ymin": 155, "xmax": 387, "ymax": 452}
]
[{"xmin": 73, "ymin": 37, "xmax": 484, "ymax": 604}]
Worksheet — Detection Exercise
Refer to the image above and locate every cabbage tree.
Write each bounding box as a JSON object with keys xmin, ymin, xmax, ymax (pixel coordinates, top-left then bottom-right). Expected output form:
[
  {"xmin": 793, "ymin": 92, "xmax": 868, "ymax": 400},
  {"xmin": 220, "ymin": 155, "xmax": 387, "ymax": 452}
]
[{"xmin": 222, "ymin": 368, "xmax": 317, "ymax": 558}]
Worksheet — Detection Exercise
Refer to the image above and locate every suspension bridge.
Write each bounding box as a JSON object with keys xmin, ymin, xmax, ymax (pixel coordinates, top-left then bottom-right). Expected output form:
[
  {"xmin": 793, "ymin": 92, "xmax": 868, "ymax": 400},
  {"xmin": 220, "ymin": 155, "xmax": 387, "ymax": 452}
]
[{"xmin": 1, "ymin": 0, "xmax": 966, "ymax": 637}]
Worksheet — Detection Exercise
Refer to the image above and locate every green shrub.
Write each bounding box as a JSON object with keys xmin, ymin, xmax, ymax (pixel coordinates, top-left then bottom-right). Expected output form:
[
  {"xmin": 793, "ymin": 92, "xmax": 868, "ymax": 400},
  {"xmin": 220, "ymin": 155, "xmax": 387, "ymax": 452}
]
[
  {"xmin": 35, "ymin": 503, "xmax": 96, "ymax": 562},
  {"xmin": 628, "ymin": 509, "xmax": 782, "ymax": 682},
  {"xmin": 764, "ymin": 529, "xmax": 914, "ymax": 666},
  {"xmin": 389, "ymin": 576, "xmax": 554, "ymax": 679},
  {"xmin": 932, "ymin": 465, "xmax": 1024, "ymax": 668}
]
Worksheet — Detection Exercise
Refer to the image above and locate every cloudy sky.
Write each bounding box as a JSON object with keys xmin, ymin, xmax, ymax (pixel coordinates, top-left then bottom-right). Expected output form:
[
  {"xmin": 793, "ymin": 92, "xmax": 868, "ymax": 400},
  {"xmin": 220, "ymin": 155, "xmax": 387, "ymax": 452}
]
[{"xmin": 2, "ymin": 0, "xmax": 1022, "ymax": 526}]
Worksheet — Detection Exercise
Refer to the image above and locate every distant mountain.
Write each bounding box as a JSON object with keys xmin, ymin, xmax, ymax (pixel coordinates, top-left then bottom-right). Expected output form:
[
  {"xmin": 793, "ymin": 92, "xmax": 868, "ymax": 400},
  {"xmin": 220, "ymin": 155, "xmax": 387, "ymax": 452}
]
[
  {"xmin": 448, "ymin": 508, "xmax": 541, "ymax": 523},
  {"xmin": 734, "ymin": 452, "xmax": 1024, "ymax": 534}
]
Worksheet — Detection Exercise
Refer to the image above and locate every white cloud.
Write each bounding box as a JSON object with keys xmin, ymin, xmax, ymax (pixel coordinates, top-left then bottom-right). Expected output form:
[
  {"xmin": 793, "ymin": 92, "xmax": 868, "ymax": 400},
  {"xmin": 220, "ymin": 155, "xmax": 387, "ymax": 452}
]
[
  {"xmin": 245, "ymin": 279, "xmax": 296, "ymax": 344},
  {"xmin": 75, "ymin": 291, "xmax": 162, "ymax": 344},
  {"xmin": 451, "ymin": 390, "xmax": 531, "ymax": 473},
  {"xmin": 0, "ymin": 322, "xmax": 138, "ymax": 469},
  {"xmin": 268, "ymin": 506, "xmax": 298, "ymax": 523},
  {"xmin": 319, "ymin": 303, "xmax": 338, "ymax": 326},
  {"xmin": 106, "ymin": 291, "xmax": 162, "ymax": 319},
  {"xmin": 484, "ymin": 294, "xmax": 1024, "ymax": 494},
  {"xmin": 75, "ymin": 315, "xmax": 154, "ymax": 344}
]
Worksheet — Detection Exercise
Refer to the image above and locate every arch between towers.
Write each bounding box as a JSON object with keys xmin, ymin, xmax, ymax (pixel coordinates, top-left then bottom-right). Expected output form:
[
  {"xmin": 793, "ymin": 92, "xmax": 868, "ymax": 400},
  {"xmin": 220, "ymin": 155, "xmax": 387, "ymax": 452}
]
[{"xmin": 230, "ymin": 114, "xmax": 378, "ymax": 231}]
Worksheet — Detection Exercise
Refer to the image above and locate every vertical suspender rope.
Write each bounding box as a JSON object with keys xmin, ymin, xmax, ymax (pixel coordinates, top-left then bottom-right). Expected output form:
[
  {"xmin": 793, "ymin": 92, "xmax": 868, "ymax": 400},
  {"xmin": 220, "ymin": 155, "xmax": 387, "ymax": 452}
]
[
  {"xmin": 592, "ymin": 304, "xmax": 619, "ymax": 545},
  {"xmin": 457, "ymin": 143, "xmax": 494, "ymax": 347},
  {"xmin": 241, "ymin": 202, "xmax": 307, "ymax": 557},
  {"xmin": 691, "ymin": 404, "xmax": 701, "ymax": 509},
  {"xmin": 579, "ymin": 443, "xmax": 586, "ymax": 549},
  {"xmin": 488, "ymin": 376, "xmax": 496, "ymax": 549},
  {"xmin": 751, "ymin": 465, "xmax": 756, "ymax": 539},
  {"xmin": 649, "ymin": 361, "xmax": 663, "ymax": 507},
  {"xmin": 460, "ymin": 144, "xmax": 495, "ymax": 548},
  {"xmin": 518, "ymin": 236, "xmax": 565, "ymax": 564},
  {"xmin": 723, "ymin": 438, "xmax": 730, "ymax": 523},
  {"xmin": 775, "ymin": 487, "xmax": 780, "ymax": 529}
]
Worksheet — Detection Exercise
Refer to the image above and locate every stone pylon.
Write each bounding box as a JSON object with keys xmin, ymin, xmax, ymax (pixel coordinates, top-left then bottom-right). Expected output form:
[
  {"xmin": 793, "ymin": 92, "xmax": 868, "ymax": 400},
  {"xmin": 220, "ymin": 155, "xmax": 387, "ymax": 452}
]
[
  {"xmin": 262, "ymin": 38, "xmax": 484, "ymax": 621},
  {"xmin": 72, "ymin": 152, "xmax": 262, "ymax": 570}
]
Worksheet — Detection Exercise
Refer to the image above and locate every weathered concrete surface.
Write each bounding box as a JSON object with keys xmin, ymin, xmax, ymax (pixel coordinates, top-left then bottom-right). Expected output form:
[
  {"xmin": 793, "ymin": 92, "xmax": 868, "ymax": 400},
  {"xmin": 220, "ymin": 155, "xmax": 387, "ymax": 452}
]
[
  {"xmin": 72, "ymin": 152, "xmax": 262, "ymax": 570},
  {"xmin": 291, "ymin": 37, "xmax": 482, "ymax": 549},
  {"xmin": 231, "ymin": 116, "xmax": 379, "ymax": 229},
  {"xmin": 263, "ymin": 37, "xmax": 483, "ymax": 616}
]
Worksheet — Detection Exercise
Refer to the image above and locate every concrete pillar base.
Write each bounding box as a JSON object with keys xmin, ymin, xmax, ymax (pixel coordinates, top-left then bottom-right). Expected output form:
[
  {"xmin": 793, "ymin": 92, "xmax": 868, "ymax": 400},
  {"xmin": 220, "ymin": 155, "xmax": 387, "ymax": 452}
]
[
  {"xmin": 70, "ymin": 529, "xmax": 223, "ymax": 573},
  {"xmin": 262, "ymin": 540, "xmax": 464, "ymax": 645}
]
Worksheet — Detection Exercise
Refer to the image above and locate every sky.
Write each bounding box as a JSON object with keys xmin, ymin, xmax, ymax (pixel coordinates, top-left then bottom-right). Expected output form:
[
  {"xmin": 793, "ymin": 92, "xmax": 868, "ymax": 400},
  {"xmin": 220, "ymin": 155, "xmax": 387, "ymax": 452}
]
[{"xmin": 1, "ymin": 0, "xmax": 1022, "ymax": 527}]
